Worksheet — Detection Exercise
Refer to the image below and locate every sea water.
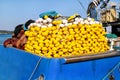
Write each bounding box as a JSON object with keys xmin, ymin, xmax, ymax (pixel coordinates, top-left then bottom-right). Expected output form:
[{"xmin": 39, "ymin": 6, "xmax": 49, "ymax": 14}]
[{"xmin": 0, "ymin": 34, "xmax": 12, "ymax": 44}]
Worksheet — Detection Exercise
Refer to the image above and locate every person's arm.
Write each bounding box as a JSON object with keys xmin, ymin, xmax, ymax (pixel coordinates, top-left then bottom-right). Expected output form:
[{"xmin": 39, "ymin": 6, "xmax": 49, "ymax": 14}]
[
  {"xmin": 15, "ymin": 34, "xmax": 27, "ymax": 49},
  {"xmin": 17, "ymin": 30, "xmax": 24, "ymax": 38},
  {"xmin": 3, "ymin": 38, "xmax": 13, "ymax": 47}
]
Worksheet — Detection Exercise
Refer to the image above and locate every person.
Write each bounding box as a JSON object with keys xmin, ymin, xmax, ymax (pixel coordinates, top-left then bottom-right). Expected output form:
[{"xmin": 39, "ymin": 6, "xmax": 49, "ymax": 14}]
[
  {"xmin": 87, "ymin": 2, "xmax": 98, "ymax": 21},
  {"xmin": 3, "ymin": 24, "xmax": 25, "ymax": 49},
  {"xmin": 3, "ymin": 19, "xmax": 35, "ymax": 50},
  {"xmin": 87, "ymin": 0, "xmax": 110, "ymax": 21}
]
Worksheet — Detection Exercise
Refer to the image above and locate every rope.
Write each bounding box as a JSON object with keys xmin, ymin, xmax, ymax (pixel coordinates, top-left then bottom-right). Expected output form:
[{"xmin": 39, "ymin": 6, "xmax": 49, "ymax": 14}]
[
  {"xmin": 102, "ymin": 62, "xmax": 120, "ymax": 80},
  {"xmin": 28, "ymin": 57, "xmax": 42, "ymax": 80},
  {"xmin": 77, "ymin": 0, "xmax": 86, "ymax": 13}
]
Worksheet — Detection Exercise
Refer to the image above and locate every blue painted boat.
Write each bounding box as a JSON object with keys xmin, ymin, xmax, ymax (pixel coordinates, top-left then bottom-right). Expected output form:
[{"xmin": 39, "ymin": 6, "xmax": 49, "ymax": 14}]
[{"xmin": 0, "ymin": 45, "xmax": 120, "ymax": 80}]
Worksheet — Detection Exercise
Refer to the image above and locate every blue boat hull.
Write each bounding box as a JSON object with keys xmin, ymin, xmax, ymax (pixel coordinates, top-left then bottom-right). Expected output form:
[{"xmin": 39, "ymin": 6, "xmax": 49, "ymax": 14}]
[{"xmin": 0, "ymin": 45, "xmax": 120, "ymax": 80}]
